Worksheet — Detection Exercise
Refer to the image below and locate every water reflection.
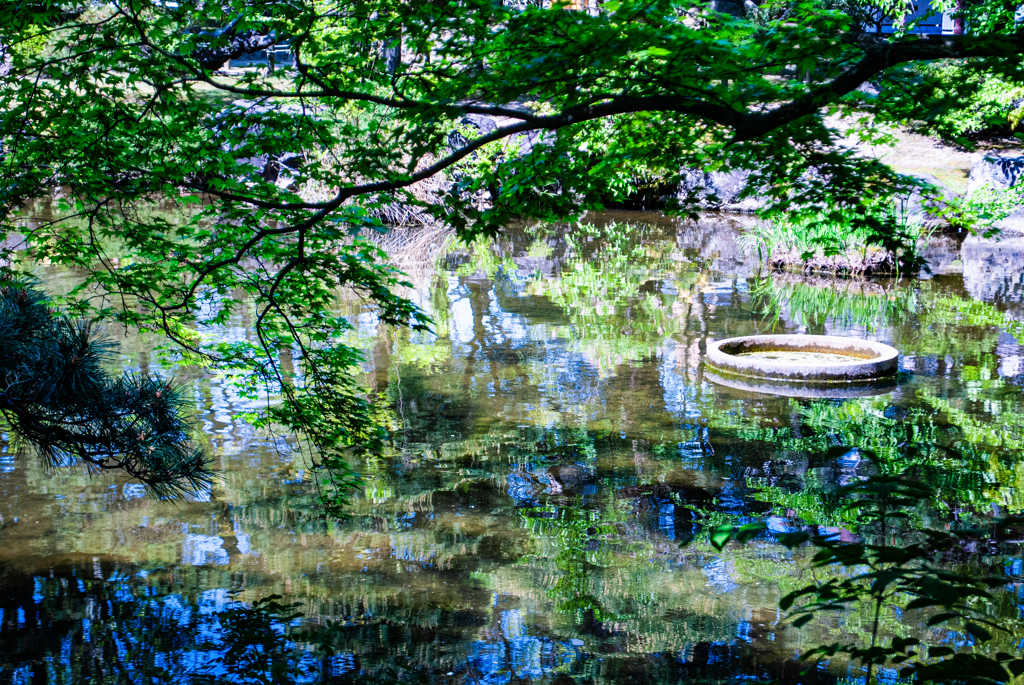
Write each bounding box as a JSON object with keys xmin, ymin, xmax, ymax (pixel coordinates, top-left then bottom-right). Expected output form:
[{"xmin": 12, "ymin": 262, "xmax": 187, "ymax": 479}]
[{"xmin": 2, "ymin": 212, "xmax": 1024, "ymax": 683}]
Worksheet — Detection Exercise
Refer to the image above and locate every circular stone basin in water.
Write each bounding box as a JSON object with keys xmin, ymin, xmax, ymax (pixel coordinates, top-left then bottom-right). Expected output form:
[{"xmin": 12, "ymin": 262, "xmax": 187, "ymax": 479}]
[{"xmin": 706, "ymin": 334, "xmax": 899, "ymax": 383}]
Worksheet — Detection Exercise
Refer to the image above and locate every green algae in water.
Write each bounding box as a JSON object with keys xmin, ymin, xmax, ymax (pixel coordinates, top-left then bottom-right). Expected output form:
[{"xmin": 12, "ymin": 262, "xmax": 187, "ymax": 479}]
[{"xmin": 736, "ymin": 350, "xmax": 865, "ymax": 363}]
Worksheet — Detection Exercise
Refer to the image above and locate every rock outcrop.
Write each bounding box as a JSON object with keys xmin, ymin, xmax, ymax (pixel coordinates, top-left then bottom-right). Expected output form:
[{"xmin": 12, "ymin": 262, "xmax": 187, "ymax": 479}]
[
  {"xmin": 448, "ymin": 114, "xmax": 498, "ymax": 151},
  {"xmin": 898, "ymin": 173, "xmax": 954, "ymax": 229},
  {"xmin": 220, "ymin": 100, "xmax": 315, "ymax": 190},
  {"xmin": 966, "ymin": 155, "xmax": 1024, "ymax": 234},
  {"xmin": 676, "ymin": 168, "xmax": 765, "ymax": 213},
  {"xmin": 449, "ymin": 112, "xmax": 550, "ymax": 157},
  {"xmin": 967, "ymin": 156, "xmax": 1024, "ymax": 197},
  {"xmin": 259, "ymin": 152, "xmax": 304, "ymax": 190}
]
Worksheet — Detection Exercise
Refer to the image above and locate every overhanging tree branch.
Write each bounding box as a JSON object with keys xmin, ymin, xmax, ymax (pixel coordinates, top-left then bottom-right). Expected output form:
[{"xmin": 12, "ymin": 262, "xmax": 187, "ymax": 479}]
[{"xmin": 736, "ymin": 32, "xmax": 1024, "ymax": 140}]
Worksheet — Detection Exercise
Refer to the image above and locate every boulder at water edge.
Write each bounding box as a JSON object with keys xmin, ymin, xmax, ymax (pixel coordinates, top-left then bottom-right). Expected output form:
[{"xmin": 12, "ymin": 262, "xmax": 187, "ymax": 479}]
[
  {"xmin": 677, "ymin": 168, "xmax": 766, "ymax": 213},
  {"xmin": 966, "ymin": 155, "xmax": 1024, "ymax": 234},
  {"xmin": 898, "ymin": 173, "xmax": 954, "ymax": 229}
]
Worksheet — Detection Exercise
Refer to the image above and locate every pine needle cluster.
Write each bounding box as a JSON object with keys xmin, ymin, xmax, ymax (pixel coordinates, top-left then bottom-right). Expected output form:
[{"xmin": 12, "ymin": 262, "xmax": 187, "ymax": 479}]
[{"xmin": 0, "ymin": 278, "xmax": 210, "ymax": 497}]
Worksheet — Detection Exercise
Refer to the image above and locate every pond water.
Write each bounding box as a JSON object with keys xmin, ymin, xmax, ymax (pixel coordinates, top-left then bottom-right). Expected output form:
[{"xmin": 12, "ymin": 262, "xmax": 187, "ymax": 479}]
[
  {"xmin": 733, "ymin": 351, "xmax": 863, "ymax": 364},
  {"xmin": 2, "ymin": 212, "xmax": 1024, "ymax": 684}
]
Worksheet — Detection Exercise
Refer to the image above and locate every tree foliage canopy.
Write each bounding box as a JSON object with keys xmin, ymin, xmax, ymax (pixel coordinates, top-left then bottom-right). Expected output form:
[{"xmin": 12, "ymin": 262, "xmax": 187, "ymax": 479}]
[{"xmin": 0, "ymin": 0, "xmax": 1022, "ymax": 498}]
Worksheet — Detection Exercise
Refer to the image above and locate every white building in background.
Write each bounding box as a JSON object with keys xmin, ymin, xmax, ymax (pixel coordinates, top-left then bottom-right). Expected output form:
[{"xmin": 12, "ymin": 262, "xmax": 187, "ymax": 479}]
[
  {"xmin": 866, "ymin": 0, "xmax": 1024, "ymax": 32},
  {"xmin": 862, "ymin": 0, "xmax": 955, "ymax": 34}
]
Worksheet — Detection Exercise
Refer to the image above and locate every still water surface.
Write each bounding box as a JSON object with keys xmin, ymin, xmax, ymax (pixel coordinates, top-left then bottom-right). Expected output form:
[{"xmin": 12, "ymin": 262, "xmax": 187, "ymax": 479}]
[
  {"xmin": 2, "ymin": 213, "xmax": 1024, "ymax": 684},
  {"xmin": 734, "ymin": 351, "xmax": 861, "ymax": 364}
]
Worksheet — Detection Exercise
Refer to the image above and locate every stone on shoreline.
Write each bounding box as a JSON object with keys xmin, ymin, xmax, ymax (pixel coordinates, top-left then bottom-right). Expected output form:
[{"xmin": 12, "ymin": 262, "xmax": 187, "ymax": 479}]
[
  {"xmin": 898, "ymin": 173, "xmax": 954, "ymax": 229},
  {"xmin": 967, "ymin": 156, "xmax": 1024, "ymax": 197},
  {"xmin": 766, "ymin": 245, "xmax": 899, "ymax": 276},
  {"xmin": 676, "ymin": 168, "xmax": 765, "ymax": 213},
  {"xmin": 966, "ymin": 155, "xmax": 1024, "ymax": 234}
]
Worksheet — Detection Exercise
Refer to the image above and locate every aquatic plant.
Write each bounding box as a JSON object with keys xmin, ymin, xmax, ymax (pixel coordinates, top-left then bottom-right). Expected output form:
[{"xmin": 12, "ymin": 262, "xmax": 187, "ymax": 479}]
[
  {"xmin": 753, "ymin": 272, "xmax": 1024, "ymax": 351},
  {"xmin": 744, "ymin": 212, "xmax": 927, "ymax": 275},
  {"xmin": 751, "ymin": 274, "xmax": 918, "ymax": 333},
  {"xmin": 709, "ymin": 470, "xmax": 1024, "ymax": 684}
]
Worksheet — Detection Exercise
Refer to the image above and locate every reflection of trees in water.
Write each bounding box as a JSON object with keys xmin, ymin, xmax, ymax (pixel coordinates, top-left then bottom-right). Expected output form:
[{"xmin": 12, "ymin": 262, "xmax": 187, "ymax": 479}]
[
  {"xmin": 0, "ymin": 421, "xmax": 838, "ymax": 682},
  {"xmin": 746, "ymin": 272, "xmax": 1024, "ymax": 514},
  {"xmin": 0, "ymin": 562, "xmax": 842, "ymax": 685},
  {"xmin": 7, "ymin": 219, "xmax": 1024, "ymax": 682},
  {"xmin": 0, "ymin": 569, "xmax": 310, "ymax": 684},
  {"xmin": 8, "ymin": 401, "xmax": 1018, "ymax": 682}
]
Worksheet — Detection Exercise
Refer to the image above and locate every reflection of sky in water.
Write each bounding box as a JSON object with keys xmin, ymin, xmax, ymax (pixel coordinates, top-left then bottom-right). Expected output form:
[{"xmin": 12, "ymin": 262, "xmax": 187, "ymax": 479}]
[
  {"xmin": 448, "ymin": 282, "xmax": 532, "ymax": 350},
  {"xmin": 701, "ymin": 557, "xmax": 740, "ymax": 594},
  {"xmin": 440, "ymin": 278, "xmax": 610, "ymax": 424},
  {"xmin": 327, "ymin": 653, "xmax": 356, "ymax": 676},
  {"xmin": 659, "ymin": 500, "xmax": 676, "ymax": 538},
  {"xmin": 470, "ymin": 609, "xmax": 582, "ymax": 685},
  {"xmin": 123, "ymin": 483, "xmax": 147, "ymax": 499},
  {"xmin": 1, "ymin": 432, "xmax": 11, "ymax": 476},
  {"xmin": 506, "ymin": 461, "xmax": 594, "ymax": 504},
  {"xmin": 233, "ymin": 520, "xmax": 251, "ymax": 556},
  {"xmin": 660, "ymin": 337, "xmax": 708, "ymax": 421},
  {"xmin": 182, "ymin": 535, "xmax": 230, "ymax": 566},
  {"xmin": 450, "ymin": 292, "xmax": 476, "ymax": 345},
  {"xmin": 389, "ymin": 532, "xmax": 442, "ymax": 564}
]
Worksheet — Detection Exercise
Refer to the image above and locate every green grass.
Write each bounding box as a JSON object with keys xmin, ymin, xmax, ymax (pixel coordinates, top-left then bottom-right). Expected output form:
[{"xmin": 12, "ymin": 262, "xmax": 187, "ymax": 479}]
[
  {"xmin": 743, "ymin": 216, "xmax": 867, "ymax": 258},
  {"xmin": 742, "ymin": 212, "xmax": 929, "ymax": 274}
]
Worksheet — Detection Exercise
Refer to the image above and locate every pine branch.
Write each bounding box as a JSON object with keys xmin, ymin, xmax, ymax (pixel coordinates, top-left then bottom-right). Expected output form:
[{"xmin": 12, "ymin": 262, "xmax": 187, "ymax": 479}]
[{"xmin": 0, "ymin": 278, "xmax": 210, "ymax": 497}]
